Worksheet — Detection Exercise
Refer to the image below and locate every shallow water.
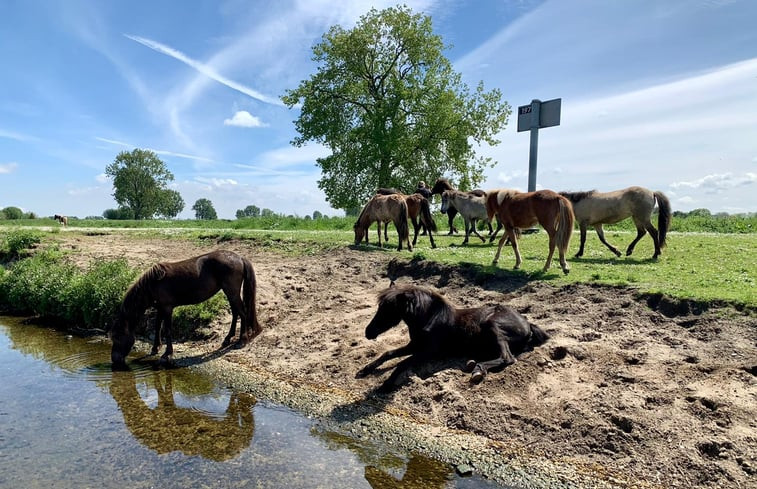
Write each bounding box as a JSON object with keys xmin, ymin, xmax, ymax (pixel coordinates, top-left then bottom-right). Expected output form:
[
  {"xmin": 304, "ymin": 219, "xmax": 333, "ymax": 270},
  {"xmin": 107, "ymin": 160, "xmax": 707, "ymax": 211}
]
[{"xmin": 0, "ymin": 318, "xmax": 508, "ymax": 489}]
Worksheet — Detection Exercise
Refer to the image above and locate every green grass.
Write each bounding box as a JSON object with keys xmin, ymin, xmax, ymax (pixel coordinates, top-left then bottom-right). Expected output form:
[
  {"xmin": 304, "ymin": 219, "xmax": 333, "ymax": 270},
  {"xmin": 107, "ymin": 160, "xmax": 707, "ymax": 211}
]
[{"xmin": 1, "ymin": 222, "xmax": 756, "ymax": 313}]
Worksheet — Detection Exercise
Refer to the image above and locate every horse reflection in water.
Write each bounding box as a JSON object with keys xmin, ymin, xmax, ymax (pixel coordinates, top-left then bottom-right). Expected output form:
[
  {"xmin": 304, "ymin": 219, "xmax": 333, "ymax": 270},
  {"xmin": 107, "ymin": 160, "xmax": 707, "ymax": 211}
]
[{"xmin": 109, "ymin": 369, "xmax": 255, "ymax": 461}]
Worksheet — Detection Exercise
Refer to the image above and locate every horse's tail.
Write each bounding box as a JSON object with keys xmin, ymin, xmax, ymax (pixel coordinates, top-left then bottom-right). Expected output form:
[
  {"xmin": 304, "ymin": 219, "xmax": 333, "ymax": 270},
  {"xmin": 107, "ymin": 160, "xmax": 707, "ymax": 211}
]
[
  {"xmin": 242, "ymin": 258, "xmax": 262, "ymax": 338},
  {"xmin": 654, "ymin": 191, "xmax": 671, "ymax": 250},
  {"xmin": 555, "ymin": 196, "xmax": 574, "ymax": 253},
  {"xmin": 419, "ymin": 197, "xmax": 437, "ymax": 232},
  {"xmin": 397, "ymin": 200, "xmax": 411, "ymax": 245},
  {"xmin": 527, "ymin": 323, "xmax": 550, "ymax": 347}
]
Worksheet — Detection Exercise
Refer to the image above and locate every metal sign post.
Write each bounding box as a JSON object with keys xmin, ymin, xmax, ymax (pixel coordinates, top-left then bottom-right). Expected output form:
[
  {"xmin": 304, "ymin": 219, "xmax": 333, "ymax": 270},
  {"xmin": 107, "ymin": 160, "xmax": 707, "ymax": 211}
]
[{"xmin": 517, "ymin": 98, "xmax": 561, "ymax": 192}]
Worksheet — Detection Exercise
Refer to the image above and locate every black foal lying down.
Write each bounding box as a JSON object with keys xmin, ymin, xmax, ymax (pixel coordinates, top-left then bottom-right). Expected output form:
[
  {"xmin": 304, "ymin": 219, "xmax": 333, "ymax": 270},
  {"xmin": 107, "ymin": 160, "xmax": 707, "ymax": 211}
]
[{"xmin": 357, "ymin": 283, "xmax": 549, "ymax": 391}]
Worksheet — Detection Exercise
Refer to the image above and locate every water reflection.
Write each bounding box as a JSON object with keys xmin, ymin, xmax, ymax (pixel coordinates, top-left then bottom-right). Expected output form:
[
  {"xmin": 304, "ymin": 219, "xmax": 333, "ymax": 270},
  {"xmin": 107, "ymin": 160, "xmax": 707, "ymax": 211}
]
[{"xmin": 109, "ymin": 369, "xmax": 255, "ymax": 461}]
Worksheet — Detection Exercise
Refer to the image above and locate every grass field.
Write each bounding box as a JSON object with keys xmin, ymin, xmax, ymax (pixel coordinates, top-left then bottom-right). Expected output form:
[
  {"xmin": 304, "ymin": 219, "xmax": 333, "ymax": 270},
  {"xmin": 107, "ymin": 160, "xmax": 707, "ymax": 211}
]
[{"xmin": 2, "ymin": 220, "xmax": 755, "ymax": 309}]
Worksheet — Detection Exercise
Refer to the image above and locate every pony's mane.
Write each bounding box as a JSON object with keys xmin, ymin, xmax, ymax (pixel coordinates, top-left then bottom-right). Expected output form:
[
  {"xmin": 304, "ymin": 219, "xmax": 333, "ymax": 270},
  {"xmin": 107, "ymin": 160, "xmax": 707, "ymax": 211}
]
[
  {"xmin": 378, "ymin": 284, "xmax": 454, "ymax": 325},
  {"xmin": 121, "ymin": 263, "xmax": 166, "ymax": 314},
  {"xmin": 431, "ymin": 178, "xmax": 454, "ymax": 194},
  {"xmin": 559, "ymin": 190, "xmax": 597, "ymax": 203}
]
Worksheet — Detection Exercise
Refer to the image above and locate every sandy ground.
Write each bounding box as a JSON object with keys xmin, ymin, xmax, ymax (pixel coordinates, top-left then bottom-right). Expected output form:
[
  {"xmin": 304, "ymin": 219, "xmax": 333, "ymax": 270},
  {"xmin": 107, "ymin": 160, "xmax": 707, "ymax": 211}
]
[{"xmin": 56, "ymin": 231, "xmax": 755, "ymax": 488}]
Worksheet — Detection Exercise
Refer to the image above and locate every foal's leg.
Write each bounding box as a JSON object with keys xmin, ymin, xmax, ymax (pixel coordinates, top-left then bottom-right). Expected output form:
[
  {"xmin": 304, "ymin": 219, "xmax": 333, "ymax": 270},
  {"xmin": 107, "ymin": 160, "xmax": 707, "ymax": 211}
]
[
  {"xmin": 467, "ymin": 331, "xmax": 517, "ymax": 383},
  {"xmin": 645, "ymin": 221, "xmax": 661, "ymax": 259},
  {"xmin": 469, "ymin": 219, "xmax": 487, "ymax": 243},
  {"xmin": 158, "ymin": 307, "xmax": 174, "ymax": 362},
  {"xmin": 542, "ymin": 229, "xmax": 557, "ymax": 273},
  {"xmin": 375, "ymin": 220, "xmax": 383, "ymax": 248},
  {"xmin": 356, "ymin": 343, "xmax": 415, "ymax": 378},
  {"xmin": 410, "ymin": 216, "xmax": 421, "ymax": 246},
  {"xmin": 151, "ymin": 315, "xmax": 162, "ymax": 355},
  {"xmin": 595, "ymin": 224, "xmax": 621, "ymax": 257}
]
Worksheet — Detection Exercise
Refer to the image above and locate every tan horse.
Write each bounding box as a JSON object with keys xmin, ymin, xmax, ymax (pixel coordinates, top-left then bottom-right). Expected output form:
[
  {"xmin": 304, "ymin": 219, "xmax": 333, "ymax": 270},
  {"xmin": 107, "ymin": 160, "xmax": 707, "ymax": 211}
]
[
  {"xmin": 486, "ymin": 189, "xmax": 574, "ymax": 274},
  {"xmin": 559, "ymin": 186, "xmax": 671, "ymax": 259},
  {"xmin": 354, "ymin": 194, "xmax": 412, "ymax": 251}
]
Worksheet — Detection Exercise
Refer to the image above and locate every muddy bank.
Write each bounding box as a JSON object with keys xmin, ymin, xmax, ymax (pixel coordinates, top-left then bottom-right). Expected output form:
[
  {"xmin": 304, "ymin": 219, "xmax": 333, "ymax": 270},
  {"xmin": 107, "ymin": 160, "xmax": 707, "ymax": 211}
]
[{"xmin": 54, "ymin": 233, "xmax": 757, "ymax": 488}]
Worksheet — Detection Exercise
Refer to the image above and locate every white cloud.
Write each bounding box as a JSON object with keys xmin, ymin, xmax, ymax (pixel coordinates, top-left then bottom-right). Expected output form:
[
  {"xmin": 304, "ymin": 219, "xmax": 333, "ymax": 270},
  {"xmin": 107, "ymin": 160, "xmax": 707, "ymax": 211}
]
[
  {"xmin": 95, "ymin": 173, "xmax": 109, "ymax": 183},
  {"xmin": 671, "ymin": 172, "xmax": 757, "ymax": 192},
  {"xmin": 0, "ymin": 162, "xmax": 19, "ymax": 174},
  {"xmin": 0, "ymin": 129, "xmax": 37, "ymax": 142},
  {"xmin": 224, "ymin": 110, "xmax": 268, "ymax": 128}
]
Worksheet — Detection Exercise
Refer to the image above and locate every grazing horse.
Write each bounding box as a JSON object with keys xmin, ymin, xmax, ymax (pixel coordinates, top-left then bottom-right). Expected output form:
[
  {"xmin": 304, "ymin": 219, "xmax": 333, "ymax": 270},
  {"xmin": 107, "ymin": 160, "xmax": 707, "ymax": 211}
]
[
  {"xmin": 53, "ymin": 214, "xmax": 68, "ymax": 226},
  {"xmin": 357, "ymin": 284, "xmax": 549, "ymax": 391},
  {"xmin": 430, "ymin": 178, "xmax": 491, "ymax": 235},
  {"xmin": 354, "ymin": 194, "xmax": 412, "ymax": 251},
  {"xmin": 110, "ymin": 250, "xmax": 261, "ymax": 368},
  {"xmin": 560, "ymin": 186, "xmax": 671, "ymax": 259},
  {"xmin": 371, "ymin": 189, "xmax": 437, "ymax": 246},
  {"xmin": 440, "ymin": 190, "xmax": 491, "ymax": 245},
  {"xmin": 486, "ymin": 189, "xmax": 574, "ymax": 274}
]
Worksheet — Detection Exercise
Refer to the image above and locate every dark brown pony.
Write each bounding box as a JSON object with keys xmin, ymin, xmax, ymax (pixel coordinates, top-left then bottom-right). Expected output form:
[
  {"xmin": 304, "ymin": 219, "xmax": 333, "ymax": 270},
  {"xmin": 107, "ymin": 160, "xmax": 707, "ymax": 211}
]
[
  {"xmin": 357, "ymin": 284, "xmax": 549, "ymax": 391},
  {"xmin": 110, "ymin": 250, "xmax": 261, "ymax": 367},
  {"xmin": 354, "ymin": 193, "xmax": 412, "ymax": 251},
  {"xmin": 560, "ymin": 186, "xmax": 671, "ymax": 259},
  {"xmin": 486, "ymin": 189, "xmax": 574, "ymax": 274},
  {"xmin": 430, "ymin": 178, "xmax": 492, "ymax": 235},
  {"xmin": 53, "ymin": 214, "xmax": 68, "ymax": 226}
]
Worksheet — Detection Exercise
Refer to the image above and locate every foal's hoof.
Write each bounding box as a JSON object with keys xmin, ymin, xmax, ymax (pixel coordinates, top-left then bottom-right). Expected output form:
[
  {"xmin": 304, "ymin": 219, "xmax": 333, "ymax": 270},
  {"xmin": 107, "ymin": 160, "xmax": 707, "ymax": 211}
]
[
  {"xmin": 464, "ymin": 360, "xmax": 477, "ymax": 373},
  {"xmin": 470, "ymin": 367, "xmax": 485, "ymax": 384}
]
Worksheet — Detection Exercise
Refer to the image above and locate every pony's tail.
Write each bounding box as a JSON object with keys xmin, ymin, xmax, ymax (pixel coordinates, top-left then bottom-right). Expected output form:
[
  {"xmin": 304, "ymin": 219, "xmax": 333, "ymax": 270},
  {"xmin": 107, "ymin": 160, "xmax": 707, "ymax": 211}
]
[
  {"xmin": 419, "ymin": 198, "xmax": 437, "ymax": 232},
  {"xmin": 527, "ymin": 323, "xmax": 550, "ymax": 347},
  {"xmin": 655, "ymin": 191, "xmax": 671, "ymax": 250},
  {"xmin": 242, "ymin": 258, "xmax": 262, "ymax": 338},
  {"xmin": 398, "ymin": 200, "xmax": 411, "ymax": 247},
  {"xmin": 555, "ymin": 196, "xmax": 574, "ymax": 253}
]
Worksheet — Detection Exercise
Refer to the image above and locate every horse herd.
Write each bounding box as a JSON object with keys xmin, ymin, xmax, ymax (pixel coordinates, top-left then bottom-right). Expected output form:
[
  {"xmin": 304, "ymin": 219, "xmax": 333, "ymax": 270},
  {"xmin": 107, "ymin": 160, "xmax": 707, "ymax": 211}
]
[
  {"xmin": 354, "ymin": 179, "xmax": 671, "ymax": 275},
  {"xmin": 110, "ymin": 180, "xmax": 671, "ymax": 392}
]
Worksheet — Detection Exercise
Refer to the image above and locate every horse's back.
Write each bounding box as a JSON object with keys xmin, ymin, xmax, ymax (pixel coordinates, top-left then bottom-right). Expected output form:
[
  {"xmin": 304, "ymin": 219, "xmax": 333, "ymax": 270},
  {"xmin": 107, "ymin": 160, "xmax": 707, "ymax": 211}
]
[{"xmin": 574, "ymin": 187, "xmax": 655, "ymax": 224}]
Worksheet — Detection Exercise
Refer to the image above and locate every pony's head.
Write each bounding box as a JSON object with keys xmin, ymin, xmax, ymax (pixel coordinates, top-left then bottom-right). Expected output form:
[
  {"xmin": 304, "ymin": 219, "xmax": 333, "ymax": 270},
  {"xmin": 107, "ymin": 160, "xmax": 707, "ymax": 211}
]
[
  {"xmin": 365, "ymin": 284, "xmax": 435, "ymax": 339},
  {"xmin": 110, "ymin": 309, "xmax": 136, "ymax": 368},
  {"xmin": 353, "ymin": 221, "xmax": 366, "ymax": 245}
]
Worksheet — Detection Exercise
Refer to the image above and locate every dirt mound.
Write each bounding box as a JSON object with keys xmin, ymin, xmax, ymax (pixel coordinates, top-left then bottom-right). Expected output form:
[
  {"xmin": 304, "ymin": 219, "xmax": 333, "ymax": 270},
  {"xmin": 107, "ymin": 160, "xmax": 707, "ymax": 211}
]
[{"xmin": 57, "ymin": 232, "xmax": 757, "ymax": 488}]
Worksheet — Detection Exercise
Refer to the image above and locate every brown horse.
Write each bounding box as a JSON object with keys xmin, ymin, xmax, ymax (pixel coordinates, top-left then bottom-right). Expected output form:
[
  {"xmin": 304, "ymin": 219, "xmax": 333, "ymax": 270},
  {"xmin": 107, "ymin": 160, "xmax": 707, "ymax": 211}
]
[
  {"xmin": 357, "ymin": 283, "xmax": 549, "ymax": 391},
  {"xmin": 53, "ymin": 214, "xmax": 68, "ymax": 226},
  {"xmin": 486, "ymin": 189, "xmax": 574, "ymax": 274},
  {"xmin": 110, "ymin": 250, "xmax": 261, "ymax": 367},
  {"xmin": 560, "ymin": 186, "xmax": 671, "ymax": 259},
  {"xmin": 430, "ymin": 178, "xmax": 491, "ymax": 235},
  {"xmin": 354, "ymin": 194, "xmax": 412, "ymax": 251}
]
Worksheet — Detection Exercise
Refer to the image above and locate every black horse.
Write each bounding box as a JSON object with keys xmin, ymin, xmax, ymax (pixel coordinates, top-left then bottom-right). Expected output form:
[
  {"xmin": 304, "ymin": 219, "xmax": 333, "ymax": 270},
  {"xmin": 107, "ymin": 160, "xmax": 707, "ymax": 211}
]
[
  {"xmin": 110, "ymin": 250, "xmax": 261, "ymax": 368},
  {"xmin": 357, "ymin": 283, "xmax": 549, "ymax": 391}
]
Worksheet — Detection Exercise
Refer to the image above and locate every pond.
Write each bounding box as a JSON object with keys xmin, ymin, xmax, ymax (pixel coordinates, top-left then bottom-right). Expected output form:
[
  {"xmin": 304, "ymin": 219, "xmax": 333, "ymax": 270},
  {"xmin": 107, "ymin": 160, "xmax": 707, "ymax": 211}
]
[{"xmin": 0, "ymin": 318, "xmax": 509, "ymax": 489}]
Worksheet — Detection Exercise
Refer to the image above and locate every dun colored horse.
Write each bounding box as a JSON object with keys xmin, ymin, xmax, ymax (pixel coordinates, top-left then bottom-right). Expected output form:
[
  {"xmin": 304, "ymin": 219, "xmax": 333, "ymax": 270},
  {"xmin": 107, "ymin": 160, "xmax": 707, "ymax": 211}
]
[
  {"xmin": 110, "ymin": 250, "xmax": 261, "ymax": 367},
  {"xmin": 430, "ymin": 178, "xmax": 491, "ymax": 235},
  {"xmin": 54, "ymin": 214, "xmax": 68, "ymax": 226},
  {"xmin": 354, "ymin": 194, "xmax": 412, "ymax": 251},
  {"xmin": 486, "ymin": 189, "xmax": 574, "ymax": 274},
  {"xmin": 372, "ymin": 189, "xmax": 437, "ymax": 247},
  {"xmin": 559, "ymin": 186, "xmax": 671, "ymax": 259},
  {"xmin": 440, "ymin": 189, "xmax": 491, "ymax": 245},
  {"xmin": 357, "ymin": 283, "xmax": 549, "ymax": 391}
]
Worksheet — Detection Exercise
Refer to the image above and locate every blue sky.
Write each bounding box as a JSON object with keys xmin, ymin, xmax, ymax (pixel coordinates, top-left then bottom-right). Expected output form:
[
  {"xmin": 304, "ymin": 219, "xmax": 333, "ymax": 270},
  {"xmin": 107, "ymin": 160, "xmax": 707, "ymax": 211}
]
[{"xmin": 1, "ymin": 0, "xmax": 756, "ymax": 219}]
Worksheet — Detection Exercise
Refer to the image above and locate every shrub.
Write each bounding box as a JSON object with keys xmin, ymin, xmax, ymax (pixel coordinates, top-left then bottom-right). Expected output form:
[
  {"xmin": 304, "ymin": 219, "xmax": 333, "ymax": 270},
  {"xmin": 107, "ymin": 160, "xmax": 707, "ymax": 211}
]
[{"xmin": 2, "ymin": 230, "xmax": 43, "ymax": 258}]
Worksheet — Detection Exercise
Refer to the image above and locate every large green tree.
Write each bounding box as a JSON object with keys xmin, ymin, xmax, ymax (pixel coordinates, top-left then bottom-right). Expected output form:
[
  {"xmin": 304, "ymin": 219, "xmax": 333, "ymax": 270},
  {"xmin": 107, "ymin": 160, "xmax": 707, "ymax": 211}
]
[
  {"xmin": 105, "ymin": 149, "xmax": 184, "ymax": 219},
  {"xmin": 281, "ymin": 6, "xmax": 510, "ymax": 210}
]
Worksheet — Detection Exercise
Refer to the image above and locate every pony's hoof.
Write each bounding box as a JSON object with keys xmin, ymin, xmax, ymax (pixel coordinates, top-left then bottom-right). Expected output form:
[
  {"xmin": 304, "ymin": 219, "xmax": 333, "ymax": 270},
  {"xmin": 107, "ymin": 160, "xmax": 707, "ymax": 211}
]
[
  {"xmin": 233, "ymin": 340, "xmax": 248, "ymax": 349},
  {"xmin": 470, "ymin": 368, "xmax": 485, "ymax": 384},
  {"xmin": 464, "ymin": 360, "xmax": 476, "ymax": 372},
  {"xmin": 562, "ymin": 268, "xmax": 570, "ymax": 275}
]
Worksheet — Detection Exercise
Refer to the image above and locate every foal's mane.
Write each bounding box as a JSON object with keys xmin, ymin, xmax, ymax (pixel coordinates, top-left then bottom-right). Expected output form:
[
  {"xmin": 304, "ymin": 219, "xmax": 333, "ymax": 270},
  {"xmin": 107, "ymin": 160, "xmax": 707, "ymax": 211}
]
[
  {"xmin": 379, "ymin": 284, "xmax": 455, "ymax": 326},
  {"xmin": 121, "ymin": 263, "xmax": 166, "ymax": 314},
  {"xmin": 560, "ymin": 189, "xmax": 597, "ymax": 203}
]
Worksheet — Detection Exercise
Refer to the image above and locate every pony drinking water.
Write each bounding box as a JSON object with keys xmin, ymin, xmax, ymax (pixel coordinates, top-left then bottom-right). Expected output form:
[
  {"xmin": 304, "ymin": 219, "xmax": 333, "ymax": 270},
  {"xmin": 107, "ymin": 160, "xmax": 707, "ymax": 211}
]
[
  {"xmin": 559, "ymin": 186, "xmax": 671, "ymax": 259},
  {"xmin": 110, "ymin": 250, "xmax": 261, "ymax": 368},
  {"xmin": 357, "ymin": 283, "xmax": 549, "ymax": 391}
]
